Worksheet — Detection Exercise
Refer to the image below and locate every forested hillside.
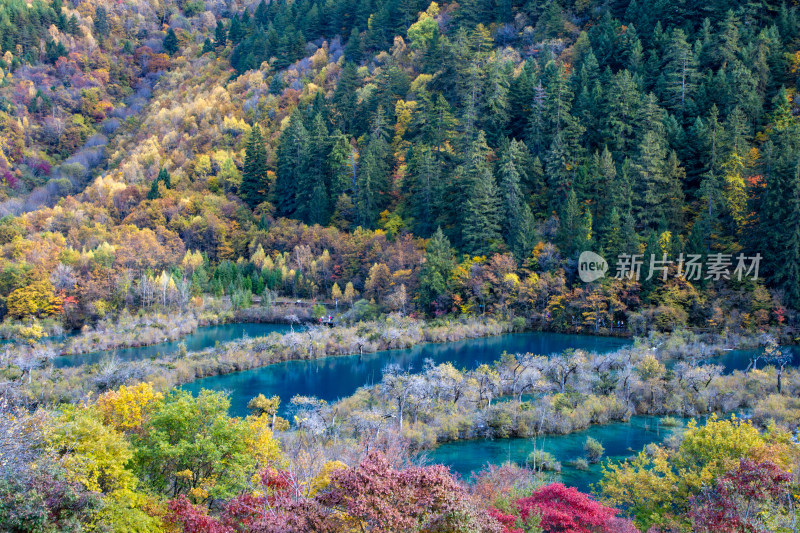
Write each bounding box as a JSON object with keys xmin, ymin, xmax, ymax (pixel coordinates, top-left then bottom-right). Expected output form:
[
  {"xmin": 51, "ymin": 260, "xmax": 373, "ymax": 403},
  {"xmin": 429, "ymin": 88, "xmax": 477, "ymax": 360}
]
[
  {"xmin": 6, "ymin": 1, "xmax": 800, "ymax": 532},
  {"xmin": 1, "ymin": 0, "xmax": 799, "ymax": 333}
]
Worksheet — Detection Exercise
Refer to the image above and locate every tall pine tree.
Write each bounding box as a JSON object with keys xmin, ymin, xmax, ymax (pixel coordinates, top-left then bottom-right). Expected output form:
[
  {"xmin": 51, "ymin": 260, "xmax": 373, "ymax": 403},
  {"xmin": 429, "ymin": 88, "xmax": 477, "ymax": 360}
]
[
  {"xmin": 418, "ymin": 228, "xmax": 456, "ymax": 312},
  {"xmin": 240, "ymin": 125, "xmax": 270, "ymax": 209},
  {"xmin": 497, "ymin": 140, "xmax": 535, "ymax": 260},
  {"xmin": 461, "ymin": 132, "xmax": 502, "ymax": 255},
  {"xmin": 332, "ymin": 62, "xmax": 360, "ymax": 134},
  {"xmin": 296, "ymin": 113, "xmax": 331, "ymax": 225},
  {"xmin": 274, "ymin": 111, "xmax": 309, "ymax": 216},
  {"xmin": 405, "ymin": 143, "xmax": 443, "ymax": 237},
  {"xmin": 163, "ymin": 28, "xmax": 179, "ymax": 56},
  {"xmin": 356, "ymin": 108, "xmax": 391, "ymax": 228}
]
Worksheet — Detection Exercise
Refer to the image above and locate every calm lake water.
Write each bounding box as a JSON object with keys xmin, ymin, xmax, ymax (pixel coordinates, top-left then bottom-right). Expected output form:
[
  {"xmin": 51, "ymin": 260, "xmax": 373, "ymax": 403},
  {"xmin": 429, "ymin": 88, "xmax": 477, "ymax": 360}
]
[
  {"xmin": 704, "ymin": 345, "xmax": 800, "ymax": 372},
  {"xmin": 63, "ymin": 319, "xmax": 777, "ymax": 491},
  {"xmin": 421, "ymin": 342, "xmax": 788, "ymax": 489},
  {"xmin": 0, "ymin": 330, "xmax": 78, "ymax": 345},
  {"xmin": 184, "ymin": 332, "xmax": 632, "ymax": 417},
  {"xmin": 53, "ymin": 322, "xmax": 292, "ymax": 368},
  {"xmin": 426, "ymin": 416, "xmax": 680, "ymax": 493}
]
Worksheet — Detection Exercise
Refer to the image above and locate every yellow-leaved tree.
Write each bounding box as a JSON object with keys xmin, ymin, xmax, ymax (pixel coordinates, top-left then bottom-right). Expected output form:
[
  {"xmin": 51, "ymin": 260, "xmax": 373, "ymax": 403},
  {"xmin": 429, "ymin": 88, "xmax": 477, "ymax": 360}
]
[
  {"xmin": 247, "ymin": 393, "xmax": 289, "ymax": 431},
  {"xmin": 599, "ymin": 415, "xmax": 794, "ymax": 531},
  {"xmin": 309, "ymin": 460, "xmax": 348, "ymax": 497},
  {"xmin": 96, "ymin": 382, "xmax": 164, "ymax": 433},
  {"xmin": 47, "ymin": 404, "xmax": 162, "ymax": 532},
  {"xmin": 245, "ymin": 413, "xmax": 285, "ymax": 465},
  {"xmin": 6, "ymin": 280, "xmax": 61, "ymax": 319}
]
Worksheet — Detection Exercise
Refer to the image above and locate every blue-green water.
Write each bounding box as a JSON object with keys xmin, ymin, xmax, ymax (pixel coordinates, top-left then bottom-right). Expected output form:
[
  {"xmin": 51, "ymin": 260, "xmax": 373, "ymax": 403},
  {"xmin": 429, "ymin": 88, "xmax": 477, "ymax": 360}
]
[
  {"xmin": 53, "ymin": 322, "xmax": 292, "ymax": 368},
  {"xmin": 0, "ymin": 329, "xmax": 78, "ymax": 345},
  {"xmin": 184, "ymin": 332, "xmax": 631, "ymax": 417},
  {"xmin": 426, "ymin": 416, "xmax": 680, "ymax": 493},
  {"xmin": 705, "ymin": 345, "xmax": 800, "ymax": 372},
  {"xmin": 428, "ymin": 340, "xmax": 792, "ymax": 489},
  {"xmin": 68, "ymin": 318, "xmax": 775, "ymax": 491}
]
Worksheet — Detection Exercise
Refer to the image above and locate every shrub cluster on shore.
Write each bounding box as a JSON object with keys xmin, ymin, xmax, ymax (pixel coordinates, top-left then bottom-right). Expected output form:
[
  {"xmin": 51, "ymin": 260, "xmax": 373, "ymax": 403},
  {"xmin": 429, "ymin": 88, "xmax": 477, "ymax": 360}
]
[
  {"xmin": 26, "ymin": 297, "xmax": 315, "ymax": 357},
  {"xmin": 62, "ymin": 310, "xmax": 206, "ymax": 355}
]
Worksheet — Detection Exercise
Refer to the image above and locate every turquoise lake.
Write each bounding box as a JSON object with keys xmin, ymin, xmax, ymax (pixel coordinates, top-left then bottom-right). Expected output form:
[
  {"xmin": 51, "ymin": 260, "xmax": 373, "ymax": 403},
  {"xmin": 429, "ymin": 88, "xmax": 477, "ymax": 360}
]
[
  {"xmin": 425, "ymin": 416, "xmax": 680, "ymax": 493},
  {"xmin": 53, "ymin": 322, "xmax": 292, "ymax": 368},
  {"xmin": 183, "ymin": 331, "xmax": 632, "ymax": 417},
  {"xmin": 700, "ymin": 345, "xmax": 800, "ymax": 372},
  {"xmin": 180, "ymin": 330, "xmax": 758, "ymax": 490},
  {"xmin": 53, "ymin": 320, "xmax": 786, "ymax": 490}
]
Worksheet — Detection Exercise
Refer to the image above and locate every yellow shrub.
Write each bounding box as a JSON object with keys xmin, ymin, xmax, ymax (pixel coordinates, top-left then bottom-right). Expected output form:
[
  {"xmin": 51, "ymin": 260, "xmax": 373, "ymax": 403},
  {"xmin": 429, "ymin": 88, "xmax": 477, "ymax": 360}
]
[
  {"xmin": 245, "ymin": 414, "xmax": 284, "ymax": 465},
  {"xmin": 96, "ymin": 382, "xmax": 164, "ymax": 432}
]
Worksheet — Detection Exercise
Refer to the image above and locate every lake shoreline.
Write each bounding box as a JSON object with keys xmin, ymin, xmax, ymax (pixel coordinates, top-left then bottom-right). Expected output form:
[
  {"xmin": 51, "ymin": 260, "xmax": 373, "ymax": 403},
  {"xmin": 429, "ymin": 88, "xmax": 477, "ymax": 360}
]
[
  {"xmin": 173, "ymin": 317, "xmax": 521, "ymax": 389},
  {"xmin": 14, "ymin": 317, "xmax": 517, "ymax": 405},
  {"xmin": 178, "ymin": 323, "xmax": 771, "ymax": 406},
  {"xmin": 51, "ymin": 314, "xmax": 618, "ymax": 359},
  {"xmin": 182, "ymin": 329, "xmax": 632, "ymax": 418},
  {"xmin": 49, "ymin": 307, "xmax": 768, "ymax": 363},
  {"xmin": 53, "ymin": 302, "xmax": 315, "ymax": 358}
]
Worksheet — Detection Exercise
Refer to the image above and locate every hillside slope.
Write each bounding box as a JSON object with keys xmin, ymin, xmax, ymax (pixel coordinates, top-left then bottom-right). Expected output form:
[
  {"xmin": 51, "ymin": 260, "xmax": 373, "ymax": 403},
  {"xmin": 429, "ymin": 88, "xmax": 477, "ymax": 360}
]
[{"xmin": 0, "ymin": 0, "xmax": 798, "ymax": 333}]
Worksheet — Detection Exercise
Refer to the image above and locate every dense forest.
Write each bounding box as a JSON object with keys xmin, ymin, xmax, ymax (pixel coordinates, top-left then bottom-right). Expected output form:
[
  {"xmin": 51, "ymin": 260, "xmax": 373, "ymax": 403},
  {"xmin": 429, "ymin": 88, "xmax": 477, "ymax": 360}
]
[
  {"xmin": 4, "ymin": 0, "xmax": 800, "ymax": 531},
  {"xmin": 0, "ymin": 0, "xmax": 798, "ymax": 336}
]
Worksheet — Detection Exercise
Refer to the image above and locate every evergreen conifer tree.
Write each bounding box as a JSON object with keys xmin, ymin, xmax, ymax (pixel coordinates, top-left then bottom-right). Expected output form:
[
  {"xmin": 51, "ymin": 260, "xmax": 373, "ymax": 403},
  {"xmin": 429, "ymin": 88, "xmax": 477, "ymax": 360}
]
[
  {"xmin": 148, "ymin": 168, "xmax": 171, "ymax": 200},
  {"xmin": 240, "ymin": 125, "xmax": 270, "ymax": 209},
  {"xmin": 214, "ymin": 21, "xmax": 227, "ymax": 47},
  {"xmin": 498, "ymin": 140, "xmax": 535, "ymax": 260},
  {"xmin": 461, "ymin": 132, "xmax": 502, "ymax": 255},
  {"xmin": 356, "ymin": 109, "xmax": 391, "ymax": 228},
  {"xmin": 163, "ymin": 28, "xmax": 179, "ymax": 56},
  {"xmin": 406, "ymin": 144, "xmax": 443, "ymax": 237},
  {"xmin": 418, "ymin": 228, "xmax": 456, "ymax": 312},
  {"xmin": 332, "ymin": 63, "xmax": 359, "ymax": 134},
  {"xmin": 274, "ymin": 112, "xmax": 309, "ymax": 216}
]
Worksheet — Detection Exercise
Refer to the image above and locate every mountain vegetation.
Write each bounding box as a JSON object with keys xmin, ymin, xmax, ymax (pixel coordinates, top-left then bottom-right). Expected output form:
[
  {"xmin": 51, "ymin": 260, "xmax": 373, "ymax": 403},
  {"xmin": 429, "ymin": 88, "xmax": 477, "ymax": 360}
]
[
  {"xmin": 0, "ymin": 0, "xmax": 797, "ymax": 336},
  {"xmin": 3, "ymin": 0, "xmax": 800, "ymax": 530}
]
